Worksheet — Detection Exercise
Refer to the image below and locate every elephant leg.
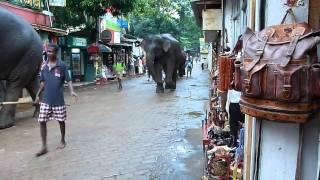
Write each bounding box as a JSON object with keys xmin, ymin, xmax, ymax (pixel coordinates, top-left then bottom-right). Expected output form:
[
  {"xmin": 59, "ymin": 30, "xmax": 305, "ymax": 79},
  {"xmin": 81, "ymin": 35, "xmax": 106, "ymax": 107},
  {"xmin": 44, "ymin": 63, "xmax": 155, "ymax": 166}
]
[
  {"xmin": 0, "ymin": 82, "xmax": 22, "ymax": 128},
  {"xmin": 25, "ymin": 77, "xmax": 40, "ymax": 118},
  {"xmin": 164, "ymin": 60, "xmax": 177, "ymax": 89},
  {"xmin": 156, "ymin": 83, "xmax": 164, "ymax": 93},
  {"xmin": 171, "ymin": 70, "xmax": 177, "ymax": 90},
  {"xmin": 151, "ymin": 63, "xmax": 164, "ymax": 93},
  {"xmin": 0, "ymin": 81, "xmax": 6, "ymax": 102}
]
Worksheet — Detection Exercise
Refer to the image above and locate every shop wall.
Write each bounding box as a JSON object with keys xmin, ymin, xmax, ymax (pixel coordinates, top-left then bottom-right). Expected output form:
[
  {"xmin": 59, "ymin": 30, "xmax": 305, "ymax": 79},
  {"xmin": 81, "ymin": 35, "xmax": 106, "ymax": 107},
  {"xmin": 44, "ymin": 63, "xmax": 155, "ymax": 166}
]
[
  {"xmin": 207, "ymin": 43, "xmax": 213, "ymax": 71},
  {"xmin": 258, "ymin": 121, "xmax": 300, "ymax": 180},
  {"xmin": 224, "ymin": 0, "xmax": 247, "ymax": 51},
  {"xmin": 303, "ymin": 1, "xmax": 320, "ymax": 179},
  {"xmin": 309, "ymin": 0, "xmax": 320, "ymax": 62},
  {"xmin": 264, "ymin": 0, "xmax": 309, "ymax": 26},
  {"xmin": 255, "ymin": 0, "xmax": 320, "ymax": 180}
]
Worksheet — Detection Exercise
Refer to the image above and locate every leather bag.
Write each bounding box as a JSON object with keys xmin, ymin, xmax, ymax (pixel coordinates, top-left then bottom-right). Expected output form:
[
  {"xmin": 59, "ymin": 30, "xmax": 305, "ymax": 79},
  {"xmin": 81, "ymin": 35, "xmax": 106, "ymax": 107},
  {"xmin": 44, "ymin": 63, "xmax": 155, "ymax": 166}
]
[
  {"xmin": 218, "ymin": 55, "xmax": 235, "ymax": 92},
  {"xmin": 234, "ymin": 9, "xmax": 320, "ymax": 123}
]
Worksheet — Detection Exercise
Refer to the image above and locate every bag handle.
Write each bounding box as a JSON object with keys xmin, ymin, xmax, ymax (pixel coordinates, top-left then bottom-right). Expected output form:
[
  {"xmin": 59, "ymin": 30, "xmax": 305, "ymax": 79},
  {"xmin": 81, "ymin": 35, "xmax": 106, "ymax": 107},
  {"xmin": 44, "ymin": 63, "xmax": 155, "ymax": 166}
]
[
  {"xmin": 231, "ymin": 35, "xmax": 242, "ymax": 55},
  {"xmin": 280, "ymin": 8, "xmax": 297, "ymax": 24}
]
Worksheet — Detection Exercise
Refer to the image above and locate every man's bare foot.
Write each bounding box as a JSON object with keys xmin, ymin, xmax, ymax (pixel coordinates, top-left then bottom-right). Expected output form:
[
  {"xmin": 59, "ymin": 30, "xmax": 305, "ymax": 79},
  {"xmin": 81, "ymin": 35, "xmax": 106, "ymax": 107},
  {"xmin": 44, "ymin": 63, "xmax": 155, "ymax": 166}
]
[
  {"xmin": 36, "ymin": 148, "xmax": 48, "ymax": 157},
  {"xmin": 57, "ymin": 141, "xmax": 66, "ymax": 149}
]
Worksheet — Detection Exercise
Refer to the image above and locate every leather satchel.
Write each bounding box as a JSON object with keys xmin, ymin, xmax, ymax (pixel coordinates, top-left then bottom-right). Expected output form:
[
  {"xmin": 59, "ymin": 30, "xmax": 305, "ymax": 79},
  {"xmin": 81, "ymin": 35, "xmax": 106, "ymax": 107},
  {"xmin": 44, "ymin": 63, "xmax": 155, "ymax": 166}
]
[
  {"xmin": 218, "ymin": 55, "xmax": 235, "ymax": 92},
  {"xmin": 234, "ymin": 9, "xmax": 320, "ymax": 123}
]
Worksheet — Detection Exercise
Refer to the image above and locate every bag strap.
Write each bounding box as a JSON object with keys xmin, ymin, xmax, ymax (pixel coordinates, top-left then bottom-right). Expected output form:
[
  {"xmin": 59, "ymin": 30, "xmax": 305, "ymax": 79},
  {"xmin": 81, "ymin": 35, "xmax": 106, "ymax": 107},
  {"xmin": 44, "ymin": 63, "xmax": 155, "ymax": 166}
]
[
  {"xmin": 245, "ymin": 35, "xmax": 269, "ymax": 71},
  {"xmin": 231, "ymin": 35, "xmax": 242, "ymax": 55},
  {"xmin": 280, "ymin": 27, "xmax": 305, "ymax": 67},
  {"xmin": 280, "ymin": 8, "xmax": 297, "ymax": 24}
]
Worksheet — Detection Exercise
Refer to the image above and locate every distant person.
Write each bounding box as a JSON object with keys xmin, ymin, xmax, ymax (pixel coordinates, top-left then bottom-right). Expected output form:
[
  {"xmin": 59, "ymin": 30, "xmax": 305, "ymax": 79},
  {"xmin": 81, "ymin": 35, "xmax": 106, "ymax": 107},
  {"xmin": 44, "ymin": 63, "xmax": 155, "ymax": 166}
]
[
  {"xmin": 201, "ymin": 58, "xmax": 205, "ymax": 70},
  {"xmin": 35, "ymin": 44, "xmax": 77, "ymax": 157},
  {"xmin": 186, "ymin": 58, "xmax": 193, "ymax": 78},
  {"xmin": 129, "ymin": 55, "xmax": 135, "ymax": 76},
  {"xmin": 113, "ymin": 61, "xmax": 125, "ymax": 90}
]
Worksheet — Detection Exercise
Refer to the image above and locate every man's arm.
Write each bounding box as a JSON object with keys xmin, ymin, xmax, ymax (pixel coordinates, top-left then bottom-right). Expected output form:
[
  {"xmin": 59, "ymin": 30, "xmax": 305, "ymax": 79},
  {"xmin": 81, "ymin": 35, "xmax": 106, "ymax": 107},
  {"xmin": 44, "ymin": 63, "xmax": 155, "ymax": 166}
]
[
  {"xmin": 35, "ymin": 81, "xmax": 45, "ymax": 103},
  {"xmin": 64, "ymin": 65, "xmax": 77, "ymax": 97},
  {"xmin": 68, "ymin": 81, "xmax": 77, "ymax": 97}
]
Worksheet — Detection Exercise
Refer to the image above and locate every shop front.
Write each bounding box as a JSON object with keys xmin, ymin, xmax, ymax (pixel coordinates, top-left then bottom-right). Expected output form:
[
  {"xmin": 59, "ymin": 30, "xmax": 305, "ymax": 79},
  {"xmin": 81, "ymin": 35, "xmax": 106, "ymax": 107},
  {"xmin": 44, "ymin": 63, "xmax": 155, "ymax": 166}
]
[
  {"xmin": 59, "ymin": 36, "xmax": 89, "ymax": 82},
  {"xmin": 87, "ymin": 43, "xmax": 113, "ymax": 84}
]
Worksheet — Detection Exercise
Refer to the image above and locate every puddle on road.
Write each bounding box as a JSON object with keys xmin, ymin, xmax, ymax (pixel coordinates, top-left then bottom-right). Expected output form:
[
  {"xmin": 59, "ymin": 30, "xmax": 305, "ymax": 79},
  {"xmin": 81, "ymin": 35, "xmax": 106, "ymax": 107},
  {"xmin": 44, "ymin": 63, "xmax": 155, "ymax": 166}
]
[{"xmin": 185, "ymin": 111, "xmax": 203, "ymax": 118}]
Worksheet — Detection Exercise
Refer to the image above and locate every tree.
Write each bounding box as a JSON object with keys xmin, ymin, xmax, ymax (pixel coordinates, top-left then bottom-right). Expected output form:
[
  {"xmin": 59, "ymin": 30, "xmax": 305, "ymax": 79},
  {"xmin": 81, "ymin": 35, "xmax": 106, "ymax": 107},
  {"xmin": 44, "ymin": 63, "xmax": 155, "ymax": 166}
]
[
  {"xmin": 51, "ymin": 0, "xmax": 143, "ymax": 30},
  {"xmin": 130, "ymin": 0, "xmax": 201, "ymax": 49}
]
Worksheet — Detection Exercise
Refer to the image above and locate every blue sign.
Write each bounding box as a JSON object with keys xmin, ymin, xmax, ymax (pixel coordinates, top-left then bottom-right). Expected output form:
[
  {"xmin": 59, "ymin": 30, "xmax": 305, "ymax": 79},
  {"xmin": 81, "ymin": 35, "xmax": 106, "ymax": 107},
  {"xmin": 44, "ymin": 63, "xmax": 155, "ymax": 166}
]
[{"xmin": 117, "ymin": 19, "xmax": 128, "ymax": 28}]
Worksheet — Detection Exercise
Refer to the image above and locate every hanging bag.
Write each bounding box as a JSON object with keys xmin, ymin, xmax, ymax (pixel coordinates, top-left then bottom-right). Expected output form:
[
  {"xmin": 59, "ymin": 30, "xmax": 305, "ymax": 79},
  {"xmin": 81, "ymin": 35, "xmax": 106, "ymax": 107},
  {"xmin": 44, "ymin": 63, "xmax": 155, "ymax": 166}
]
[{"xmin": 234, "ymin": 9, "xmax": 320, "ymax": 123}]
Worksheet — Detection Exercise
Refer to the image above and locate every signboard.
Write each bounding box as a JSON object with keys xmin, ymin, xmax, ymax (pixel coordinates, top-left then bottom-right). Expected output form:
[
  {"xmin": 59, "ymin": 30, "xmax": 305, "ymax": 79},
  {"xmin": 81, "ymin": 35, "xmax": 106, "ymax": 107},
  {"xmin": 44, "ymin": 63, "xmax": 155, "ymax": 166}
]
[
  {"xmin": 72, "ymin": 37, "xmax": 87, "ymax": 47},
  {"xmin": 100, "ymin": 14, "xmax": 121, "ymax": 32},
  {"xmin": 49, "ymin": 0, "xmax": 66, "ymax": 7},
  {"xmin": 101, "ymin": 30, "xmax": 113, "ymax": 43},
  {"xmin": 202, "ymin": 9, "xmax": 222, "ymax": 30},
  {"xmin": 113, "ymin": 32, "xmax": 121, "ymax": 44},
  {"xmin": 200, "ymin": 38, "xmax": 209, "ymax": 54},
  {"xmin": 117, "ymin": 19, "xmax": 128, "ymax": 28},
  {"xmin": 99, "ymin": 13, "xmax": 121, "ymax": 43},
  {"xmin": 67, "ymin": 37, "xmax": 87, "ymax": 47},
  {"xmin": 15, "ymin": 0, "xmax": 41, "ymax": 9}
]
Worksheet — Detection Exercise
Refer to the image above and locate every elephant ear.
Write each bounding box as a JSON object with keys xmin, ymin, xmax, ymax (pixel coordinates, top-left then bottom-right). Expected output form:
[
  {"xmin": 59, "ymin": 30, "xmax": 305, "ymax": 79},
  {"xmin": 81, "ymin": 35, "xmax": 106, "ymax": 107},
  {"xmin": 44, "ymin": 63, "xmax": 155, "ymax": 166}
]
[{"xmin": 162, "ymin": 40, "xmax": 171, "ymax": 52}]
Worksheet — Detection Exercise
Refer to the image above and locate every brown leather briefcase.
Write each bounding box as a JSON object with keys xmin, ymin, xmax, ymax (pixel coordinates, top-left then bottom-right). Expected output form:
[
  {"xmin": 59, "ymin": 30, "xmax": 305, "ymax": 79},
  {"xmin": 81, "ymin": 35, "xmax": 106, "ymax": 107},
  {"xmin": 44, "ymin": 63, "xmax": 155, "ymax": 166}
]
[{"xmin": 234, "ymin": 9, "xmax": 320, "ymax": 123}]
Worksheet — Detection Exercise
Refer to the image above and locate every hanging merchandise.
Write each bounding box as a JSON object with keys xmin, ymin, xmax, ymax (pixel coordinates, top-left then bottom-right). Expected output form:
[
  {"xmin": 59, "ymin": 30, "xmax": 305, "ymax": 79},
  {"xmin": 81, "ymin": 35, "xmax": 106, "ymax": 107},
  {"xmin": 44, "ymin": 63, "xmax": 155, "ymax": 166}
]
[
  {"xmin": 234, "ymin": 8, "xmax": 320, "ymax": 123},
  {"xmin": 218, "ymin": 36, "xmax": 242, "ymax": 92}
]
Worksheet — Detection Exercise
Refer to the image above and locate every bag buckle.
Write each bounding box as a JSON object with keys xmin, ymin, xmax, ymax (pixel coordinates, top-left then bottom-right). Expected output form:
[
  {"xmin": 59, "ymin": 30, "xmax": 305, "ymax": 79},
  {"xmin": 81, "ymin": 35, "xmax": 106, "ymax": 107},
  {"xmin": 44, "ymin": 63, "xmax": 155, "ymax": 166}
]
[
  {"xmin": 256, "ymin": 48, "xmax": 264, "ymax": 55},
  {"xmin": 244, "ymin": 79, "xmax": 251, "ymax": 93},
  {"xmin": 283, "ymin": 84, "xmax": 292, "ymax": 99}
]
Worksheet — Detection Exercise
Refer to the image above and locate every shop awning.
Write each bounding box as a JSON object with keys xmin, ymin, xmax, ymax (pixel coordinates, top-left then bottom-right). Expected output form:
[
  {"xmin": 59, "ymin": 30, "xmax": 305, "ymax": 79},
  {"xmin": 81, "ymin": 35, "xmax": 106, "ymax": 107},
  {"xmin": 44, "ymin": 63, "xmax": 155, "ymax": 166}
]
[
  {"xmin": 87, "ymin": 43, "xmax": 112, "ymax": 53},
  {"xmin": 32, "ymin": 24, "xmax": 68, "ymax": 35},
  {"xmin": 108, "ymin": 43, "xmax": 132, "ymax": 47},
  {"xmin": 99, "ymin": 44, "xmax": 112, "ymax": 53}
]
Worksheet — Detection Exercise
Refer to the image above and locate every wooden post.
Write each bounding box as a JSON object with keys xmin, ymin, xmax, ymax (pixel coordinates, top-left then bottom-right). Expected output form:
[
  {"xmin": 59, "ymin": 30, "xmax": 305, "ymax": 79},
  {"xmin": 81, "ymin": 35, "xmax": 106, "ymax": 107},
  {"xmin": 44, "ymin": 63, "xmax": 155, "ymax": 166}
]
[{"xmin": 244, "ymin": 0, "xmax": 256, "ymax": 180}]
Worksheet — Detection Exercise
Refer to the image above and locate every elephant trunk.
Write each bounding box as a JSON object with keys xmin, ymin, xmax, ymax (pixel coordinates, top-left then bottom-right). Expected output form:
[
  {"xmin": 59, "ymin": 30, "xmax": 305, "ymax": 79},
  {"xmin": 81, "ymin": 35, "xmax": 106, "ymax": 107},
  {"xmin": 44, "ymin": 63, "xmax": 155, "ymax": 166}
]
[
  {"xmin": 146, "ymin": 54, "xmax": 162, "ymax": 83},
  {"xmin": 164, "ymin": 60, "xmax": 176, "ymax": 89}
]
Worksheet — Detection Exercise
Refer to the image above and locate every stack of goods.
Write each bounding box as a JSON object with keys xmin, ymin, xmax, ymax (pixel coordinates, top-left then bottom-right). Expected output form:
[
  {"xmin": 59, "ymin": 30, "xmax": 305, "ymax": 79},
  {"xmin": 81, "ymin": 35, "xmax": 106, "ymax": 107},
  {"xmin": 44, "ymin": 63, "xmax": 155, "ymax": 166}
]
[
  {"xmin": 203, "ymin": 51, "xmax": 244, "ymax": 179},
  {"xmin": 202, "ymin": 114, "xmax": 244, "ymax": 179}
]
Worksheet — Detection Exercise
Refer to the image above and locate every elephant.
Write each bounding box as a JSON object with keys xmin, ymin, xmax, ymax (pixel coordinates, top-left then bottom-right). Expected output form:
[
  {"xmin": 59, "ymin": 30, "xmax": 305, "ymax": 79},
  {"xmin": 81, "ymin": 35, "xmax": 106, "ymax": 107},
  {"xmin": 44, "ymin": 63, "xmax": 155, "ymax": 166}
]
[
  {"xmin": 0, "ymin": 81, "xmax": 5, "ymax": 102},
  {"xmin": 0, "ymin": 8, "xmax": 42, "ymax": 128},
  {"xmin": 140, "ymin": 34, "xmax": 186, "ymax": 93}
]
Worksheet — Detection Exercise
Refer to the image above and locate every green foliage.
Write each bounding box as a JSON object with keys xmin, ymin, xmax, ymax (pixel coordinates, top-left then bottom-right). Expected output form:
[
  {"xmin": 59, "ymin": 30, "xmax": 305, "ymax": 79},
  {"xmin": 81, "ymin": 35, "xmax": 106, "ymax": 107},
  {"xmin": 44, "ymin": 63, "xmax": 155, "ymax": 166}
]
[
  {"xmin": 130, "ymin": 0, "xmax": 201, "ymax": 49},
  {"xmin": 50, "ymin": 0, "xmax": 201, "ymax": 49},
  {"xmin": 51, "ymin": 0, "xmax": 141, "ymax": 30}
]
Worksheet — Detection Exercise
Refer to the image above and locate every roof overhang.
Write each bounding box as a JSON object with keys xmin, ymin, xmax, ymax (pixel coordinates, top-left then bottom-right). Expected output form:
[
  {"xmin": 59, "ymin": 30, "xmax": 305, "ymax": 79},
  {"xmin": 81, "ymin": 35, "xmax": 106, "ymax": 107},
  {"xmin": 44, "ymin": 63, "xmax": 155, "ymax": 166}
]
[
  {"xmin": 191, "ymin": 0, "xmax": 221, "ymax": 28},
  {"xmin": 99, "ymin": 41, "xmax": 132, "ymax": 49},
  {"xmin": 32, "ymin": 24, "xmax": 67, "ymax": 35}
]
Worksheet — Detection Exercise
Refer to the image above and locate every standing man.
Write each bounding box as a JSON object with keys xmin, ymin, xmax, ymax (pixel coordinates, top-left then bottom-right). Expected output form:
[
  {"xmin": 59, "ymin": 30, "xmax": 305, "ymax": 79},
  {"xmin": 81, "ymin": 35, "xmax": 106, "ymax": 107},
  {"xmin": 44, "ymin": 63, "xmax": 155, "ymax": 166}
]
[
  {"xmin": 227, "ymin": 89, "xmax": 244, "ymax": 147},
  {"xmin": 35, "ymin": 44, "xmax": 77, "ymax": 157}
]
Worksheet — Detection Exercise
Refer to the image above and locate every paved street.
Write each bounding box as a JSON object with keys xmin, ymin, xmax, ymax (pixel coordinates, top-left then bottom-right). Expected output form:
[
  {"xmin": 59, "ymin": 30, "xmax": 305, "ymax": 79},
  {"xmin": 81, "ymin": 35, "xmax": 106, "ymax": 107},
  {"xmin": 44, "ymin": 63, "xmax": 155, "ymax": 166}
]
[{"xmin": 0, "ymin": 65, "xmax": 209, "ymax": 180}]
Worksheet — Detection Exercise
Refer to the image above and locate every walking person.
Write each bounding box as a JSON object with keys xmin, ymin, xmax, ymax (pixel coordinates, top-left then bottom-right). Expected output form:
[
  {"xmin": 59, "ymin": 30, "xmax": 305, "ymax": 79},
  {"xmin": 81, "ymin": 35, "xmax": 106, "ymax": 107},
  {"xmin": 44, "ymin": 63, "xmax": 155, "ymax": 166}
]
[
  {"xmin": 201, "ymin": 58, "xmax": 205, "ymax": 70},
  {"xmin": 35, "ymin": 44, "xmax": 77, "ymax": 157},
  {"xmin": 186, "ymin": 58, "xmax": 193, "ymax": 78},
  {"xmin": 113, "ymin": 61, "xmax": 125, "ymax": 90}
]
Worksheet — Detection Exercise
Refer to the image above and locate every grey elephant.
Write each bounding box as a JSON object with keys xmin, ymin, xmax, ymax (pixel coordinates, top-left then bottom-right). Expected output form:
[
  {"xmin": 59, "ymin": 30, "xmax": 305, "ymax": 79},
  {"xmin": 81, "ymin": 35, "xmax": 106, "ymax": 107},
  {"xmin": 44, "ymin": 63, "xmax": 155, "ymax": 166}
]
[
  {"xmin": 0, "ymin": 8, "xmax": 42, "ymax": 128},
  {"xmin": 141, "ymin": 34, "xmax": 186, "ymax": 93},
  {"xmin": 0, "ymin": 81, "xmax": 5, "ymax": 102}
]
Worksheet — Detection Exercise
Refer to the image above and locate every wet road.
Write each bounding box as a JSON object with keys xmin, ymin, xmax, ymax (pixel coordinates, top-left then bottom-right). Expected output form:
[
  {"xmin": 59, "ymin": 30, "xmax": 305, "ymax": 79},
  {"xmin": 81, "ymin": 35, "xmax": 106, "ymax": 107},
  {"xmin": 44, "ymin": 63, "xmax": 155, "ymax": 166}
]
[{"xmin": 0, "ymin": 65, "xmax": 209, "ymax": 180}]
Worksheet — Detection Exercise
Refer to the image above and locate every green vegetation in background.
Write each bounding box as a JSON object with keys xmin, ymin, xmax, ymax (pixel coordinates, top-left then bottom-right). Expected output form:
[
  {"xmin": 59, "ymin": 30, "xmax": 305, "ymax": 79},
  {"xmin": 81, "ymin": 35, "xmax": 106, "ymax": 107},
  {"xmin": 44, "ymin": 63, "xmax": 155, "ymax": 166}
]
[{"xmin": 130, "ymin": 0, "xmax": 201, "ymax": 50}]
